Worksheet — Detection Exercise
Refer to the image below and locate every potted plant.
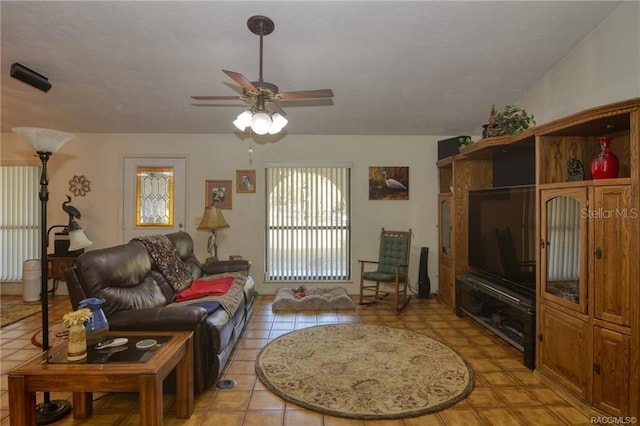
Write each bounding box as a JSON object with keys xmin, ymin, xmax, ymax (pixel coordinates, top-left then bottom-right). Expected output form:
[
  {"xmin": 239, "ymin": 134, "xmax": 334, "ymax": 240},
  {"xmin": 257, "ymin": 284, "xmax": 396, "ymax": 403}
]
[
  {"xmin": 486, "ymin": 105, "xmax": 535, "ymax": 137},
  {"xmin": 458, "ymin": 136, "xmax": 474, "ymax": 150}
]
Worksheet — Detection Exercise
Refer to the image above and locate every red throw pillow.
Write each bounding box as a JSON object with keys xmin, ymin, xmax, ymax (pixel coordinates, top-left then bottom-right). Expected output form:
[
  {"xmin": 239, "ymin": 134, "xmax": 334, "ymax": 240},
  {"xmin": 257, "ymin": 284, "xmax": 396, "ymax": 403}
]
[{"xmin": 175, "ymin": 276, "xmax": 234, "ymax": 302}]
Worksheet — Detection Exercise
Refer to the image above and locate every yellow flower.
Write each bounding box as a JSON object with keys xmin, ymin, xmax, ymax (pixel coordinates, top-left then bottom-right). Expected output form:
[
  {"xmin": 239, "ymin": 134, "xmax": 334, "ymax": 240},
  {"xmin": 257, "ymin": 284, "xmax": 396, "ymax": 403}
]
[{"xmin": 63, "ymin": 308, "xmax": 92, "ymax": 327}]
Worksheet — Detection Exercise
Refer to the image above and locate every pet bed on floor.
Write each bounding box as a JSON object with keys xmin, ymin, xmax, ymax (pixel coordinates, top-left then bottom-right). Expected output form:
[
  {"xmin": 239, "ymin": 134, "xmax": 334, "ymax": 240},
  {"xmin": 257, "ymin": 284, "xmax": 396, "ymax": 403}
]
[{"xmin": 272, "ymin": 286, "xmax": 356, "ymax": 311}]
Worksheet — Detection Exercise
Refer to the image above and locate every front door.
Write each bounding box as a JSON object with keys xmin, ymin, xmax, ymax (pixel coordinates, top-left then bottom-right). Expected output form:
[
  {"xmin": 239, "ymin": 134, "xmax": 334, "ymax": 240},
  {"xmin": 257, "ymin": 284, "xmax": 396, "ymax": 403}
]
[{"xmin": 122, "ymin": 156, "xmax": 186, "ymax": 242}]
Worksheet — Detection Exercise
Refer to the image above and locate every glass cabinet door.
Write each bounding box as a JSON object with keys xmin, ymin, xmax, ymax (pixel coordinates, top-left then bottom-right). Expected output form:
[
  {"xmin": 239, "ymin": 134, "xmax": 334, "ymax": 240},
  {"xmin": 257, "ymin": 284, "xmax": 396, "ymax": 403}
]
[
  {"xmin": 540, "ymin": 187, "xmax": 588, "ymax": 313},
  {"xmin": 439, "ymin": 194, "xmax": 452, "ymax": 256}
]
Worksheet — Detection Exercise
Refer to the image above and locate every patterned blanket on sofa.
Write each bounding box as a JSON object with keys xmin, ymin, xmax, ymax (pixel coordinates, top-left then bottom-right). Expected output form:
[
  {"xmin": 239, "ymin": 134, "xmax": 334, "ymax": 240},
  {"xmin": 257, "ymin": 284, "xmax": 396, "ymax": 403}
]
[
  {"xmin": 135, "ymin": 235, "xmax": 246, "ymax": 317},
  {"xmin": 135, "ymin": 234, "xmax": 192, "ymax": 292}
]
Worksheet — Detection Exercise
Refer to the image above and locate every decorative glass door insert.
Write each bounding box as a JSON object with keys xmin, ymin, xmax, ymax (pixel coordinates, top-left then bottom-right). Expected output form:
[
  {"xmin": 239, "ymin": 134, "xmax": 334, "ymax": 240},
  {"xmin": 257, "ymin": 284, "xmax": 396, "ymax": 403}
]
[
  {"xmin": 540, "ymin": 187, "xmax": 588, "ymax": 313},
  {"xmin": 135, "ymin": 167, "xmax": 174, "ymax": 226}
]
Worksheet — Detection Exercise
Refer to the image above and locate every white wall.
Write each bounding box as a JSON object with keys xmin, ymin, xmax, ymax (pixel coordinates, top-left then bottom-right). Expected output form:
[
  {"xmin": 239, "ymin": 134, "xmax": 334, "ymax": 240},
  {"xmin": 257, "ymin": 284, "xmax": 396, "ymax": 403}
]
[
  {"xmin": 517, "ymin": 1, "xmax": 640, "ymax": 123},
  {"xmin": 1, "ymin": 133, "xmax": 440, "ymax": 296}
]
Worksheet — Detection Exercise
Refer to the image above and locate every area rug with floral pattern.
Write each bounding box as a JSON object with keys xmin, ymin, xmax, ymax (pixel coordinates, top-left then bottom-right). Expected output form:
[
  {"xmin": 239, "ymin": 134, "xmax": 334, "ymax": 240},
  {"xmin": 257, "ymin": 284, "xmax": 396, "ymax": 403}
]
[
  {"xmin": 31, "ymin": 322, "xmax": 69, "ymax": 348},
  {"xmin": 255, "ymin": 323, "xmax": 474, "ymax": 419},
  {"xmin": 0, "ymin": 303, "xmax": 41, "ymax": 328}
]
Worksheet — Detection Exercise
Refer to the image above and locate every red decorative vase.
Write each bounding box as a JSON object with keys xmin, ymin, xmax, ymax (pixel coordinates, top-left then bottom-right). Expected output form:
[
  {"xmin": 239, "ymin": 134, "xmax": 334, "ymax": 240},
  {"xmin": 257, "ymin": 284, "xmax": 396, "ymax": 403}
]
[{"xmin": 590, "ymin": 136, "xmax": 618, "ymax": 179}]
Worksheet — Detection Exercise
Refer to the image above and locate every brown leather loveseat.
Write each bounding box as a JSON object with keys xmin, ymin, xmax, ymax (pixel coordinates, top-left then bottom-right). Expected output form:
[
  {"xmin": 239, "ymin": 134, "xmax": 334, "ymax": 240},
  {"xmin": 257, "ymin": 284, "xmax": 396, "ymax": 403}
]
[{"xmin": 64, "ymin": 231, "xmax": 255, "ymax": 394}]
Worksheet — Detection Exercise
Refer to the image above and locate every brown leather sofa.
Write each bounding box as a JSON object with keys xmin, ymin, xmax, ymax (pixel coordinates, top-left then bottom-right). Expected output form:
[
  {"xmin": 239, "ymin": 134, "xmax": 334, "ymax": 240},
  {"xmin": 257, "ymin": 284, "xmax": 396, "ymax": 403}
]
[{"xmin": 64, "ymin": 231, "xmax": 255, "ymax": 394}]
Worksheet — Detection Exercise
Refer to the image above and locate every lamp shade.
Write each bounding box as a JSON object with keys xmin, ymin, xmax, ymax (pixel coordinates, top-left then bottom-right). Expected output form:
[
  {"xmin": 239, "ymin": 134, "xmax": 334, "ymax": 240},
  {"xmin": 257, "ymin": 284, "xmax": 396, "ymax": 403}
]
[
  {"xmin": 68, "ymin": 228, "xmax": 93, "ymax": 252},
  {"xmin": 268, "ymin": 113, "xmax": 288, "ymax": 134},
  {"xmin": 12, "ymin": 127, "xmax": 75, "ymax": 153},
  {"xmin": 251, "ymin": 112, "xmax": 272, "ymax": 135},
  {"xmin": 67, "ymin": 220, "xmax": 93, "ymax": 251},
  {"xmin": 233, "ymin": 110, "xmax": 253, "ymax": 131},
  {"xmin": 197, "ymin": 206, "xmax": 230, "ymax": 231}
]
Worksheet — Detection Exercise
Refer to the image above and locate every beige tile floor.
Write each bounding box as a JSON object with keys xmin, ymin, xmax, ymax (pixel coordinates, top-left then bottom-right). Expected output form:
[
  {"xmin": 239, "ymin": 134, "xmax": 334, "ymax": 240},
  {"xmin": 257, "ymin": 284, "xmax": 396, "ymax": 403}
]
[{"xmin": 0, "ymin": 293, "xmax": 593, "ymax": 425}]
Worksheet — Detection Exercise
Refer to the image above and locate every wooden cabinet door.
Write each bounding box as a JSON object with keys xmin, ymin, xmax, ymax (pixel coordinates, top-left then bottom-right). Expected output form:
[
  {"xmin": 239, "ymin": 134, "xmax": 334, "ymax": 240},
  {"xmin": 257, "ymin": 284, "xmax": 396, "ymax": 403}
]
[
  {"xmin": 591, "ymin": 185, "xmax": 631, "ymax": 327},
  {"xmin": 540, "ymin": 187, "xmax": 589, "ymax": 314},
  {"xmin": 593, "ymin": 326, "xmax": 630, "ymax": 416},
  {"xmin": 438, "ymin": 256, "xmax": 455, "ymax": 309},
  {"xmin": 538, "ymin": 303, "xmax": 591, "ymax": 400}
]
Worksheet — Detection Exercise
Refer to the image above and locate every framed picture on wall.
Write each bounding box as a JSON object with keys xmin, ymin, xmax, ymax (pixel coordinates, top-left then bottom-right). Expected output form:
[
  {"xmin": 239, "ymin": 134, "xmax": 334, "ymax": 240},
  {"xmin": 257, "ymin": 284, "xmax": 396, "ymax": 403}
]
[
  {"xmin": 205, "ymin": 179, "xmax": 232, "ymax": 209},
  {"xmin": 236, "ymin": 169, "xmax": 256, "ymax": 193},
  {"xmin": 368, "ymin": 166, "xmax": 409, "ymax": 200}
]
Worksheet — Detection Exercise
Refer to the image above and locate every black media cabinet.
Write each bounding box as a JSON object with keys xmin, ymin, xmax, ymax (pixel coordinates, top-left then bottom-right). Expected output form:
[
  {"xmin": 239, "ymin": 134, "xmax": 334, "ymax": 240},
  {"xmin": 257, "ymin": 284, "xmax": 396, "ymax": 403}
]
[{"xmin": 455, "ymin": 275, "xmax": 536, "ymax": 369}]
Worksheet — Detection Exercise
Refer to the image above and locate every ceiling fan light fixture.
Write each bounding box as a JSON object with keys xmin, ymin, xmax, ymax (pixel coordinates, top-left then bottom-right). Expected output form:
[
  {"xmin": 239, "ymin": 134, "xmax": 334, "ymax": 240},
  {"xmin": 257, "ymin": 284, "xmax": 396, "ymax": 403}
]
[
  {"xmin": 233, "ymin": 110, "xmax": 253, "ymax": 131},
  {"xmin": 192, "ymin": 15, "xmax": 333, "ymax": 135},
  {"xmin": 268, "ymin": 113, "xmax": 288, "ymax": 134},
  {"xmin": 251, "ymin": 112, "xmax": 272, "ymax": 135},
  {"xmin": 272, "ymin": 112, "xmax": 288, "ymax": 128}
]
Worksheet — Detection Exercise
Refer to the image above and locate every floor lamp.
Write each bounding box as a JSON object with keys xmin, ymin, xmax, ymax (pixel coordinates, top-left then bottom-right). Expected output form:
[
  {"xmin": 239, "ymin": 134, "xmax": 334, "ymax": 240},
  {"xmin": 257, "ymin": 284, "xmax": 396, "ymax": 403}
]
[{"xmin": 12, "ymin": 127, "xmax": 86, "ymax": 425}]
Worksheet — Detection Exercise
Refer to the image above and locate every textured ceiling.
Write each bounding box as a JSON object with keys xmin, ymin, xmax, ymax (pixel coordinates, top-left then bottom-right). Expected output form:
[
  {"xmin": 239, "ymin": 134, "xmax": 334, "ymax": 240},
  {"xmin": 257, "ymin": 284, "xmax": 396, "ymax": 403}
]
[{"xmin": 1, "ymin": 1, "xmax": 620, "ymax": 136}]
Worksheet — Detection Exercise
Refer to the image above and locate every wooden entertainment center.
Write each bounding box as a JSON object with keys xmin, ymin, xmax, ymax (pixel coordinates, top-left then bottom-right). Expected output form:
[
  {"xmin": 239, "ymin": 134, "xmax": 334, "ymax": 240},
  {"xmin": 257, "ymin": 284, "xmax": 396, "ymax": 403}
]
[{"xmin": 437, "ymin": 98, "xmax": 639, "ymax": 418}]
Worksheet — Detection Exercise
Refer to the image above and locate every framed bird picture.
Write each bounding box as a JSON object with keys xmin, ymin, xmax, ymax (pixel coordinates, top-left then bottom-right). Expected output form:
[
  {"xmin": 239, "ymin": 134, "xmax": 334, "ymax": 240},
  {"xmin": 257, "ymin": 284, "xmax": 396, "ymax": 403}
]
[{"xmin": 368, "ymin": 166, "xmax": 409, "ymax": 200}]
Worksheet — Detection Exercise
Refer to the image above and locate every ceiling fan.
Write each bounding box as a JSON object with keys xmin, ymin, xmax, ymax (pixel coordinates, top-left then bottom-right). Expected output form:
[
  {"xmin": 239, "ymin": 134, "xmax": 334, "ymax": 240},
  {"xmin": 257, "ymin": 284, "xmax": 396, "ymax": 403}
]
[{"xmin": 191, "ymin": 15, "xmax": 334, "ymax": 135}]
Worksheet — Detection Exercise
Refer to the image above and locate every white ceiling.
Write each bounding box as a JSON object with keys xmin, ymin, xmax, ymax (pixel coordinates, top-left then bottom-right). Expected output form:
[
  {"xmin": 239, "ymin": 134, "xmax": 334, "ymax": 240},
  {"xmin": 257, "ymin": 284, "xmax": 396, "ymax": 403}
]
[{"xmin": 1, "ymin": 1, "xmax": 621, "ymax": 136}]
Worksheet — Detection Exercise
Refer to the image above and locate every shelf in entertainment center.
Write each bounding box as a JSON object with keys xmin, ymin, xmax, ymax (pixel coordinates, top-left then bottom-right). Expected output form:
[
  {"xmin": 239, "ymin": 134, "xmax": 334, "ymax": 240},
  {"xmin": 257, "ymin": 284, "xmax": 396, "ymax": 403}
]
[
  {"xmin": 459, "ymin": 307, "xmax": 525, "ymax": 351},
  {"xmin": 538, "ymin": 177, "xmax": 631, "ymax": 190},
  {"xmin": 436, "ymin": 156, "xmax": 454, "ymax": 168},
  {"xmin": 535, "ymin": 98, "xmax": 637, "ymax": 136},
  {"xmin": 455, "ymin": 276, "xmax": 536, "ymax": 369},
  {"xmin": 457, "ymin": 128, "xmax": 535, "ymax": 160}
]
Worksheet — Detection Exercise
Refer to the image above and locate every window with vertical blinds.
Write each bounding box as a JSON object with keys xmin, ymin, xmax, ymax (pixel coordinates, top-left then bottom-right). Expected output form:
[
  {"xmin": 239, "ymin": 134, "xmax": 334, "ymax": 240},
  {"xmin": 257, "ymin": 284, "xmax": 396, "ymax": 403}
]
[
  {"xmin": 266, "ymin": 165, "xmax": 351, "ymax": 282},
  {"xmin": 1, "ymin": 166, "xmax": 40, "ymax": 281}
]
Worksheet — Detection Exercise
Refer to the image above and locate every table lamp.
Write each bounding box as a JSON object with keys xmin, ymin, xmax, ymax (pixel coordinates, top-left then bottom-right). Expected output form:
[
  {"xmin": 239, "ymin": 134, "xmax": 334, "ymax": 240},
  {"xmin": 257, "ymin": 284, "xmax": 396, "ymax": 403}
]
[
  {"xmin": 47, "ymin": 195, "xmax": 93, "ymax": 256},
  {"xmin": 197, "ymin": 206, "xmax": 229, "ymax": 261}
]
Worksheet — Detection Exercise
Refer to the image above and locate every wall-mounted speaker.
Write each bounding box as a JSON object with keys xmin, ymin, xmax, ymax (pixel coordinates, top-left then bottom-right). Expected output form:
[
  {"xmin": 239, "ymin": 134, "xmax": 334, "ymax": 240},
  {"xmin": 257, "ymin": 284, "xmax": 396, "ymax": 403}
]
[
  {"xmin": 10, "ymin": 63, "xmax": 51, "ymax": 92},
  {"xmin": 417, "ymin": 247, "xmax": 431, "ymax": 298}
]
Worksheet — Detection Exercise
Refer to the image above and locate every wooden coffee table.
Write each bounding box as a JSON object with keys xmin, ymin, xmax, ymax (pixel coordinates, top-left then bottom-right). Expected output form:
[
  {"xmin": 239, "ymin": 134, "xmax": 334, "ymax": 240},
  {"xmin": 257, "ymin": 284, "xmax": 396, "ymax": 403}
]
[{"xmin": 8, "ymin": 330, "xmax": 193, "ymax": 425}]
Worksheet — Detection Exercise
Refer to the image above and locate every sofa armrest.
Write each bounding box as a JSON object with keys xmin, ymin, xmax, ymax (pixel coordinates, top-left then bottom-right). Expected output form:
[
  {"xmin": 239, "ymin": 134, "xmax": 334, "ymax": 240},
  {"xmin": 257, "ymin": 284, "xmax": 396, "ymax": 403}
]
[
  {"xmin": 107, "ymin": 305, "xmax": 208, "ymax": 331},
  {"xmin": 202, "ymin": 259, "xmax": 251, "ymax": 275},
  {"xmin": 64, "ymin": 267, "xmax": 87, "ymax": 310}
]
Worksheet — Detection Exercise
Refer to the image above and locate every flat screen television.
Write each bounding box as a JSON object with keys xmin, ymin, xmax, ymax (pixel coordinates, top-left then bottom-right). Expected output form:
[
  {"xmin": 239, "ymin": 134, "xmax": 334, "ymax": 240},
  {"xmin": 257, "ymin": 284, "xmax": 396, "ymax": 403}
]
[{"xmin": 468, "ymin": 185, "xmax": 536, "ymax": 297}]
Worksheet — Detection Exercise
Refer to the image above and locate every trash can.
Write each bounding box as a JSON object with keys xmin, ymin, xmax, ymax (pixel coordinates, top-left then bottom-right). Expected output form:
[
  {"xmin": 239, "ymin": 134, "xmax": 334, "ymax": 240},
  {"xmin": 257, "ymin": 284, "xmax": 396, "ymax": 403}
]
[{"xmin": 22, "ymin": 259, "xmax": 41, "ymax": 302}]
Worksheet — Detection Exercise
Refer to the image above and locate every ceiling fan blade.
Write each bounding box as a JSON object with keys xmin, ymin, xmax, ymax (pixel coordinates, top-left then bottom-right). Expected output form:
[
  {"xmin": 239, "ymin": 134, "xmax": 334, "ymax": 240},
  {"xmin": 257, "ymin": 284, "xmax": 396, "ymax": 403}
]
[
  {"xmin": 223, "ymin": 70, "xmax": 258, "ymax": 93},
  {"xmin": 266, "ymin": 101, "xmax": 286, "ymax": 116},
  {"xmin": 191, "ymin": 104, "xmax": 247, "ymax": 107},
  {"xmin": 278, "ymin": 89, "xmax": 334, "ymax": 100},
  {"xmin": 191, "ymin": 95, "xmax": 244, "ymax": 101}
]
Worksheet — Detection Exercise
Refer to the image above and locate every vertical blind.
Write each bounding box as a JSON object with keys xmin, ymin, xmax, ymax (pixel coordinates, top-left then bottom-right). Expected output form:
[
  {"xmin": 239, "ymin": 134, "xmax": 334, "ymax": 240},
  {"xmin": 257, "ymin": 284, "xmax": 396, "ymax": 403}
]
[
  {"xmin": 1, "ymin": 166, "xmax": 40, "ymax": 281},
  {"xmin": 266, "ymin": 165, "xmax": 350, "ymax": 281},
  {"xmin": 546, "ymin": 196, "xmax": 579, "ymax": 281}
]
